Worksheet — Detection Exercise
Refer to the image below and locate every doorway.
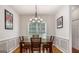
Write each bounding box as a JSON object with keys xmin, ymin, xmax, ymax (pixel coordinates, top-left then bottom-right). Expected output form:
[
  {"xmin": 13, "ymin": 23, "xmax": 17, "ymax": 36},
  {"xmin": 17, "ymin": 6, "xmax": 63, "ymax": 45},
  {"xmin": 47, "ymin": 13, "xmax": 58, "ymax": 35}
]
[{"xmin": 71, "ymin": 5, "xmax": 79, "ymax": 53}]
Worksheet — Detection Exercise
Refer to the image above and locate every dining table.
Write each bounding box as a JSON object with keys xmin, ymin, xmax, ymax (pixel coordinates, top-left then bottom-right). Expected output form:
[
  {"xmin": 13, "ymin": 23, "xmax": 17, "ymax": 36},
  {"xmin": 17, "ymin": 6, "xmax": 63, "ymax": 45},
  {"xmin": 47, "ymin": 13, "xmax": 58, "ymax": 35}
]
[{"xmin": 19, "ymin": 38, "xmax": 53, "ymax": 53}]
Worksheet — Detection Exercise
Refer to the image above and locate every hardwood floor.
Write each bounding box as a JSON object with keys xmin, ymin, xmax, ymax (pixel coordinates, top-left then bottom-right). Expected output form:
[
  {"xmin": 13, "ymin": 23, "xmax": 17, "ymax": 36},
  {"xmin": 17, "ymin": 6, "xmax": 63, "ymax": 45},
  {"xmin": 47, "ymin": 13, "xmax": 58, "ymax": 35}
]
[
  {"xmin": 13, "ymin": 46, "xmax": 62, "ymax": 53},
  {"xmin": 72, "ymin": 48, "xmax": 79, "ymax": 53},
  {"xmin": 53, "ymin": 46, "xmax": 62, "ymax": 53}
]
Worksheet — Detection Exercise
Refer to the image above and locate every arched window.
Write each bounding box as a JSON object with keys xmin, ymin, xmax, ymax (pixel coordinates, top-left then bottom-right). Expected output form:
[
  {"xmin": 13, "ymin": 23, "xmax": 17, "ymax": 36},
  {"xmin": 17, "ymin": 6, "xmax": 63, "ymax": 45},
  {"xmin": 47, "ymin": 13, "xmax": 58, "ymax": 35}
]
[{"xmin": 29, "ymin": 21, "xmax": 46, "ymax": 38}]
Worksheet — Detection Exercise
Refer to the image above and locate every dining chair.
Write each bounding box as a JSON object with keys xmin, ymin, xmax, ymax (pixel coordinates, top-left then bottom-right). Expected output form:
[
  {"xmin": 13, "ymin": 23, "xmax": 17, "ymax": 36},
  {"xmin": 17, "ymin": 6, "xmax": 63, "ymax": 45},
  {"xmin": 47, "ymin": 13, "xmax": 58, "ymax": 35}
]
[
  {"xmin": 42, "ymin": 36, "xmax": 54, "ymax": 53},
  {"xmin": 31, "ymin": 37, "xmax": 41, "ymax": 53},
  {"xmin": 32, "ymin": 35, "xmax": 39, "ymax": 38},
  {"xmin": 19, "ymin": 36, "xmax": 31, "ymax": 53},
  {"xmin": 19, "ymin": 36, "xmax": 24, "ymax": 42}
]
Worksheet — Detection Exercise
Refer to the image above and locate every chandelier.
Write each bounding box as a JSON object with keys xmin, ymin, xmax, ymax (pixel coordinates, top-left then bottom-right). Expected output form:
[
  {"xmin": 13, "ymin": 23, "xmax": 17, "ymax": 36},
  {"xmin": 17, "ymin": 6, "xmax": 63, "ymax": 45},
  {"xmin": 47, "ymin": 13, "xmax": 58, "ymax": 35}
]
[{"xmin": 30, "ymin": 5, "xmax": 43, "ymax": 23}]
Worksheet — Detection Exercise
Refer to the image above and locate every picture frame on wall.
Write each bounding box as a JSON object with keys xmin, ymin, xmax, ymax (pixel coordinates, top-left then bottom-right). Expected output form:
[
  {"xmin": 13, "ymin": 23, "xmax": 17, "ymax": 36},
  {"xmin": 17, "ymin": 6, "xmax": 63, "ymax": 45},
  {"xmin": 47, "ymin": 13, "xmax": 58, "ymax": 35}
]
[
  {"xmin": 57, "ymin": 16, "xmax": 63, "ymax": 29},
  {"xmin": 5, "ymin": 9, "xmax": 13, "ymax": 30}
]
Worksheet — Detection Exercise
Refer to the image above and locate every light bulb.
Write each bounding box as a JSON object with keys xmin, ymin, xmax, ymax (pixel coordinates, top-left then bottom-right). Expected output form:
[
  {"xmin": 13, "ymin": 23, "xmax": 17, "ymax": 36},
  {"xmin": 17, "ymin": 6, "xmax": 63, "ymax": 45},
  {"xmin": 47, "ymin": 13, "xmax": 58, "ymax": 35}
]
[
  {"xmin": 40, "ymin": 19, "xmax": 43, "ymax": 21},
  {"xmin": 38, "ymin": 20, "xmax": 40, "ymax": 23},
  {"xmin": 29, "ymin": 19, "xmax": 32, "ymax": 21},
  {"xmin": 35, "ymin": 18, "xmax": 37, "ymax": 20}
]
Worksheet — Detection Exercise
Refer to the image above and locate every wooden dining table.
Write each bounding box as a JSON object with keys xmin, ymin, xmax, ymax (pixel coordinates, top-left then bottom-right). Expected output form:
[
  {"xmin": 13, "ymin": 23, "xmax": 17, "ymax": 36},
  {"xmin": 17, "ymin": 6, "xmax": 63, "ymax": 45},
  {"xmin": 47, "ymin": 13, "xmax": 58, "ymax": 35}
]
[{"xmin": 19, "ymin": 39, "xmax": 53, "ymax": 53}]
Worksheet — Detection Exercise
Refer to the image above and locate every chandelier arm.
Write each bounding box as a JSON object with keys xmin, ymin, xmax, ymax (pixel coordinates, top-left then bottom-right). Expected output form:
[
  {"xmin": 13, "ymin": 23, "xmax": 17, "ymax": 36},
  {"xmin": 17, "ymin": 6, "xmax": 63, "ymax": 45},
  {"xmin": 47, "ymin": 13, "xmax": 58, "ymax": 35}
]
[
  {"xmin": 30, "ymin": 5, "xmax": 43, "ymax": 22},
  {"xmin": 35, "ymin": 5, "xmax": 37, "ymax": 17}
]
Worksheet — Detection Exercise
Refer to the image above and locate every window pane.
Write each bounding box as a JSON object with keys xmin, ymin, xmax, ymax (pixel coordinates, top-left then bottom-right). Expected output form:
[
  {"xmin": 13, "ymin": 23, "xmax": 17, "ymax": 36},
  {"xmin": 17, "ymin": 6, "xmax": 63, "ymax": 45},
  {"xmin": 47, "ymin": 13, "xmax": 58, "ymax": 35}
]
[{"xmin": 29, "ymin": 22, "xmax": 45, "ymax": 35}]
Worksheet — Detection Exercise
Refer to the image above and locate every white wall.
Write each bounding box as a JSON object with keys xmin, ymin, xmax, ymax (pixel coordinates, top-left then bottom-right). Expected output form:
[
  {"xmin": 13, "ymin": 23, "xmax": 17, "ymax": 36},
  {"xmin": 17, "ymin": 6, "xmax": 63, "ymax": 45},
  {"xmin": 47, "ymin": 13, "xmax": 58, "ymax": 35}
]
[
  {"xmin": 19, "ymin": 15, "xmax": 55, "ymax": 37},
  {"xmin": 0, "ymin": 5, "xmax": 20, "ymax": 41},
  {"xmin": 54, "ymin": 6, "xmax": 71, "ymax": 52},
  {"xmin": 55, "ymin": 6, "xmax": 70, "ymax": 39},
  {"xmin": 0, "ymin": 5, "xmax": 20, "ymax": 52},
  {"xmin": 72, "ymin": 6, "xmax": 79, "ymax": 49}
]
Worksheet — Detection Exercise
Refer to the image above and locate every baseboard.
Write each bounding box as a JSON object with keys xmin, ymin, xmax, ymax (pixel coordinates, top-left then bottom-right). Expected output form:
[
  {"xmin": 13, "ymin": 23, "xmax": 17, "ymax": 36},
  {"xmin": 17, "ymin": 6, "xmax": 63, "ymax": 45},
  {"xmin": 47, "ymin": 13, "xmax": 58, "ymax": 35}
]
[{"xmin": 9, "ymin": 45, "xmax": 19, "ymax": 53}]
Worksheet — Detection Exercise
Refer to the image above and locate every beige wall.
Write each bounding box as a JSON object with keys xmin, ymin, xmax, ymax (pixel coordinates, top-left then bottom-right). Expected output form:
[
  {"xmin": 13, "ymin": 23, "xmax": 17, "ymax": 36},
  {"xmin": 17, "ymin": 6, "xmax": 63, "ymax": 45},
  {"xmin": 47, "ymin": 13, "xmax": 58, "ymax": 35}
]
[{"xmin": 19, "ymin": 15, "xmax": 55, "ymax": 37}]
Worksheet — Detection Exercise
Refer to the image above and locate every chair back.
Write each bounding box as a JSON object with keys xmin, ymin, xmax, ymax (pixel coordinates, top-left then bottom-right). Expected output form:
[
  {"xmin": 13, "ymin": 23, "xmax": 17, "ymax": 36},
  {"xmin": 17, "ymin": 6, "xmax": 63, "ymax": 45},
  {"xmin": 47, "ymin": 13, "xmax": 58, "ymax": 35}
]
[
  {"xmin": 32, "ymin": 35, "xmax": 39, "ymax": 38},
  {"xmin": 19, "ymin": 36, "xmax": 24, "ymax": 42},
  {"xmin": 31, "ymin": 37, "xmax": 41, "ymax": 48},
  {"xmin": 50, "ymin": 36, "xmax": 55, "ymax": 43}
]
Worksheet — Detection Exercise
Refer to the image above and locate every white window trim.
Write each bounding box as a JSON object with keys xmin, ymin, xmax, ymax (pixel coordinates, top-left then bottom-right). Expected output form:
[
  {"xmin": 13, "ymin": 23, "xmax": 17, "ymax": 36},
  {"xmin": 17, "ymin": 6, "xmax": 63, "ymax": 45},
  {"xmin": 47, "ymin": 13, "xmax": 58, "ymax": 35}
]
[{"xmin": 28, "ymin": 21, "xmax": 47, "ymax": 39}]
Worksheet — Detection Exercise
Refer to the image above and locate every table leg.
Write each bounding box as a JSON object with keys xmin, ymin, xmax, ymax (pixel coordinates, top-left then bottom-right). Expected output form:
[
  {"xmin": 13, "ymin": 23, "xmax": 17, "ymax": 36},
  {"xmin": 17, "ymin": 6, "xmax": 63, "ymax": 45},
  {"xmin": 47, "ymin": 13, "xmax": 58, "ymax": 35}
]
[
  {"xmin": 20, "ymin": 42, "xmax": 22, "ymax": 53},
  {"xmin": 49, "ymin": 42, "xmax": 52, "ymax": 53}
]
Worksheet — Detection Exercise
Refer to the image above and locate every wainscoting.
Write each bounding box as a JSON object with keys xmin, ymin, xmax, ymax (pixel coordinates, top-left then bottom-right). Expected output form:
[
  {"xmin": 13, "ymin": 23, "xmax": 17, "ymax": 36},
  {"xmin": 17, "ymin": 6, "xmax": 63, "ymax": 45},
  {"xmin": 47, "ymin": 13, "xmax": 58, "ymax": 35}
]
[
  {"xmin": 0, "ymin": 36, "xmax": 70, "ymax": 53},
  {"xmin": 0, "ymin": 37, "xmax": 19, "ymax": 53},
  {"xmin": 55, "ymin": 36, "xmax": 69, "ymax": 53}
]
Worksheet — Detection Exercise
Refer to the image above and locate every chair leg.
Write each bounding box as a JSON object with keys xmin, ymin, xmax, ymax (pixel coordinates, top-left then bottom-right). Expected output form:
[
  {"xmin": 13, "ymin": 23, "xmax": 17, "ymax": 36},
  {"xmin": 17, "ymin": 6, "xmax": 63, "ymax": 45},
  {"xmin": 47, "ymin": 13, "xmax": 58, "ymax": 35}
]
[
  {"xmin": 29, "ymin": 48, "xmax": 30, "ymax": 53},
  {"xmin": 46, "ymin": 48, "xmax": 48, "ymax": 52},
  {"xmin": 31, "ymin": 48, "xmax": 33, "ymax": 53},
  {"xmin": 48, "ymin": 48, "xmax": 49, "ymax": 53},
  {"xmin": 26, "ymin": 48, "xmax": 27, "ymax": 53},
  {"xmin": 39, "ymin": 48, "xmax": 41, "ymax": 53},
  {"xmin": 43, "ymin": 47, "xmax": 44, "ymax": 53}
]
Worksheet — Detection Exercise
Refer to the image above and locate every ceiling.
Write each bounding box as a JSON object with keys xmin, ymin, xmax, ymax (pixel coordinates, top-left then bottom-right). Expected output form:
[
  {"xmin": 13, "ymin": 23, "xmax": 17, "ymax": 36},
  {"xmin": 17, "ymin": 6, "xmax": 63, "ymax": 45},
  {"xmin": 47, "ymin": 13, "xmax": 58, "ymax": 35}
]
[
  {"xmin": 71, "ymin": 5, "xmax": 79, "ymax": 11},
  {"xmin": 9, "ymin": 5, "xmax": 63, "ymax": 15}
]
